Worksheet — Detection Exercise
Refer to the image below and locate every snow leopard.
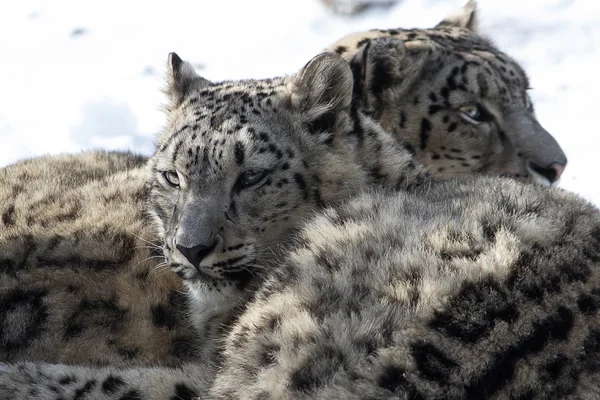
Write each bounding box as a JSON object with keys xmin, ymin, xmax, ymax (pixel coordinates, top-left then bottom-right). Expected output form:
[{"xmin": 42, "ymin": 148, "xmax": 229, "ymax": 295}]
[
  {"xmin": 326, "ymin": 0, "xmax": 567, "ymax": 184},
  {"xmin": 0, "ymin": 45, "xmax": 429, "ymax": 382}
]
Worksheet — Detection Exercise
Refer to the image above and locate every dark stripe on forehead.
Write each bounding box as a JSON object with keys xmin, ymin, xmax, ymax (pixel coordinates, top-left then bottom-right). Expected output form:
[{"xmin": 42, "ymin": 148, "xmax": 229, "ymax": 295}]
[
  {"xmin": 172, "ymin": 138, "xmax": 185, "ymax": 163},
  {"xmin": 234, "ymin": 141, "xmax": 245, "ymax": 166},
  {"xmin": 476, "ymin": 72, "xmax": 489, "ymax": 98},
  {"xmin": 158, "ymin": 124, "xmax": 191, "ymax": 153}
]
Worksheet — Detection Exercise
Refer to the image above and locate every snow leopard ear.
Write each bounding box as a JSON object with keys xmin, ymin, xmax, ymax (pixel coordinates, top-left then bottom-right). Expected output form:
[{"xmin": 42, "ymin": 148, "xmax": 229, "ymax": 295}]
[
  {"xmin": 350, "ymin": 37, "xmax": 425, "ymax": 114},
  {"xmin": 436, "ymin": 0, "xmax": 478, "ymax": 32},
  {"xmin": 292, "ymin": 52, "xmax": 353, "ymax": 127},
  {"xmin": 166, "ymin": 52, "xmax": 211, "ymax": 108}
]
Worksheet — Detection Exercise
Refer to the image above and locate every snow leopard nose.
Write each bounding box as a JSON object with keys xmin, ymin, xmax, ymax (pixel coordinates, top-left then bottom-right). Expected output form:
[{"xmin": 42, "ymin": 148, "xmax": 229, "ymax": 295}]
[
  {"xmin": 176, "ymin": 240, "xmax": 217, "ymax": 268},
  {"xmin": 529, "ymin": 161, "xmax": 566, "ymax": 184}
]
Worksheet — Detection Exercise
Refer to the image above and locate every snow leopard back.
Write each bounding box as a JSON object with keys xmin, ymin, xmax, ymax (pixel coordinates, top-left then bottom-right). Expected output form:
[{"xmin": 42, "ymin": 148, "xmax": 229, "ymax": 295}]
[{"xmin": 212, "ymin": 178, "xmax": 600, "ymax": 399}]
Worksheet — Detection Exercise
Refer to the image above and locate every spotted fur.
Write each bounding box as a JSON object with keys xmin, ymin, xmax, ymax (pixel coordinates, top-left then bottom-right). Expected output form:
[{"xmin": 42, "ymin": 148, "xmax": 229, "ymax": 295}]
[
  {"xmin": 2, "ymin": 173, "xmax": 600, "ymax": 399},
  {"xmin": 0, "ymin": 151, "xmax": 200, "ymax": 367},
  {"xmin": 211, "ymin": 180, "xmax": 600, "ymax": 399},
  {"xmin": 326, "ymin": 0, "xmax": 567, "ymax": 184}
]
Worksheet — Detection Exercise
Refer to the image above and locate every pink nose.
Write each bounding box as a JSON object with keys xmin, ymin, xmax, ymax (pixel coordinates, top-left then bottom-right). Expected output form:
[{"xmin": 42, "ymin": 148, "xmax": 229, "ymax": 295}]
[{"xmin": 529, "ymin": 162, "xmax": 566, "ymax": 184}]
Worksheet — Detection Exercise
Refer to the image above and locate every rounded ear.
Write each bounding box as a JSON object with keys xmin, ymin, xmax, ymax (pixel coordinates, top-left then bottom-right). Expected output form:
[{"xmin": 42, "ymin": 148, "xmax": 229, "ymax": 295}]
[
  {"xmin": 166, "ymin": 52, "xmax": 211, "ymax": 108},
  {"xmin": 436, "ymin": 0, "xmax": 478, "ymax": 32},
  {"xmin": 293, "ymin": 52, "xmax": 354, "ymax": 116}
]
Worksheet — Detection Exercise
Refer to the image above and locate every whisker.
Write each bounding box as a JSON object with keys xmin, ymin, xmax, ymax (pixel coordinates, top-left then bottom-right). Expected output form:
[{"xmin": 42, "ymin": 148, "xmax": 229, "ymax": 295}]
[
  {"xmin": 149, "ymin": 265, "xmax": 173, "ymax": 278},
  {"xmin": 132, "ymin": 233, "xmax": 162, "ymax": 247},
  {"xmin": 131, "ymin": 255, "xmax": 166, "ymax": 269},
  {"xmin": 133, "ymin": 245, "xmax": 163, "ymax": 251}
]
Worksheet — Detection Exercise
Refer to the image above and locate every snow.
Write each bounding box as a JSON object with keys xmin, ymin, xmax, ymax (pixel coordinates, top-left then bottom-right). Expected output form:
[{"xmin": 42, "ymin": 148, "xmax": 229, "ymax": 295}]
[{"xmin": 0, "ymin": 0, "xmax": 597, "ymax": 204}]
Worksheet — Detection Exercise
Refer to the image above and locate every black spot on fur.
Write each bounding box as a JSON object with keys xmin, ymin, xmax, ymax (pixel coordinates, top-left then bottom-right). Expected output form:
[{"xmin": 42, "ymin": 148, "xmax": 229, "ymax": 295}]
[
  {"xmin": 446, "ymin": 67, "xmax": 459, "ymax": 90},
  {"xmin": 403, "ymin": 143, "xmax": 416, "ymax": 156},
  {"xmin": 119, "ymin": 390, "xmax": 143, "ymax": 400},
  {"xmin": 419, "ymin": 118, "xmax": 431, "ymax": 150},
  {"xmin": 540, "ymin": 353, "xmax": 578, "ymax": 397},
  {"xmin": 0, "ymin": 288, "xmax": 49, "ymax": 353},
  {"xmin": 58, "ymin": 376, "xmax": 76, "ymax": 385},
  {"xmin": 63, "ymin": 299, "xmax": 127, "ymax": 339},
  {"xmin": 543, "ymin": 354, "xmax": 569, "ymax": 380},
  {"xmin": 356, "ymin": 38, "xmax": 370, "ymax": 49},
  {"xmin": 151, "ymin": 304, "xmax": 178, "ymax": 329},
  {"xmin": 289, "ymin": 345, "xmax": 345, "ymax": 392},
  {"xmin": 428, "ymin": 105, "xmax": 444, "ymax": 115},
  {"xmin": 440, "ymin": 86, "xmax": 450, "ymax": 100},
  {"xmin": 430, "ymin": 279, "xmax": 518, "ymax": 343},
  {"xmin": 294, "ymin": 173, "xmax": 309, "ymax": 200},
  {"xmin": 399, "ymin": 110, "xmax": 407, "ymax": 129},
  {"xmin": 560, "ymin": 260, "xmax": 591, "ymax": 284},
  {"xmin": 102, "ymin": 375, "xmax": 125, "ymax": 394},
  {"xmin": 481, "ymin": 219, "xmax": 499, "ymax": 241},
  {"xmin": 411, "ymin": 342, "xmax": 458, "ymax": 382},
  {"xmin": 1, "ymin": 204, "xmax": 15, "ymax": 226},
  {"xmin": 73, "ymin": 379, "xmax": 96, "ymax": 400},
  {"xmin": 464, "ymin": 307, "xmax": 574, "ymax": 397},
  {"xmin": 258, "ymin": 343, "xmax": 280, "ymax": 367},
  {"xmin": 234, "ymin": 141, "xmax": 245, "ymax": 166},
  {"xmin": 171, "ymin": 383, "xmax": 198, "ymax": 400},
  {"xmin": 334, "ymin": 45, "xmax": 347, "ymax": 55},
  {"xmin": 577, "ymin": 293, "xmax": 599, "ymax": 316}
]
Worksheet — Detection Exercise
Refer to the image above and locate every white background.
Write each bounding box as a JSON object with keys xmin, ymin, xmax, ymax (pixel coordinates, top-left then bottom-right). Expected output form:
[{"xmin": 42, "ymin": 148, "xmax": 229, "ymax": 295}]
[{"xmin": 0, "ymin": 0, "xmax": 597, "ymax": 204}]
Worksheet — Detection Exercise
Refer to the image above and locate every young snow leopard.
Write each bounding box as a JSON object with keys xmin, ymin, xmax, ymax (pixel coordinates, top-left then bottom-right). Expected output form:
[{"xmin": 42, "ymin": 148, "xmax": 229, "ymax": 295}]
[
  {"xmin": 0, "ymin": 47, "xmax": 428, "ymax": 377},
  {"xmin": 326, "ymin": 0, "xmax": 567, "ymax": 185},
  {"xmin": 1, "ymin": 53, "xmax": 598, "ymax": 400}
]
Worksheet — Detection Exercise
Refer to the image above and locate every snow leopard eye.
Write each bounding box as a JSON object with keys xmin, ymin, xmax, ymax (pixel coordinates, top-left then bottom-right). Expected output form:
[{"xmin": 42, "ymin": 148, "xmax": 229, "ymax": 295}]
[
  {"xmin": 459, "ymin": 104, "xmax": 493, "ymax": 125},
  {"xmin": 237, "ymin": 169, "xmax": 267, "ymax": 189},
  {"xmin": 162, "ymin": 171, "xmax": 180, "ymax": 188}
]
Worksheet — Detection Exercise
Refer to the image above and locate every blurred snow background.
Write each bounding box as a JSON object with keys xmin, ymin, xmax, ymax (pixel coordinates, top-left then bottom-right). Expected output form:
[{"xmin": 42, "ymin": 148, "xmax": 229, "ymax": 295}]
[{"xmin": 0, "ymin": 0, "xmax": 597, "ymax": 204}]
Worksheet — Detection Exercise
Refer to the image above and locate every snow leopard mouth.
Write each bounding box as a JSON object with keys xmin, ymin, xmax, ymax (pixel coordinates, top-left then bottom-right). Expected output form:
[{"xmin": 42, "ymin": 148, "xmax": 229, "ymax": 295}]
[{"xmin": 169, "ymin": 258, "xmax": 259, "ymax": 286}]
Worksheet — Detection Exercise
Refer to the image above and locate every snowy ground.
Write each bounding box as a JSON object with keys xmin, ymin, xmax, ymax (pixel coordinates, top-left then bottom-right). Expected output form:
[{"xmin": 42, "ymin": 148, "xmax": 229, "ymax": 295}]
[{"xmin": 0, "ymin": 0, "xmax": 597, "ymax": 204}]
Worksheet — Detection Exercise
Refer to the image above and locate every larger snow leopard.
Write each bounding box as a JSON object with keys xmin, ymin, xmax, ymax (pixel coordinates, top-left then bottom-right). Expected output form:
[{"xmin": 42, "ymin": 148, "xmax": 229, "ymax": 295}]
[
  {"xmin": 0, "ymin": 1, "xmax": 569, "ymax": 371},
  {"xmin": 325, "ymin": 0, "xmax": 566, "ymax": 184},
  {"xmin": 1, "ymin": 23, "xmax": 599, "ymax": 400}
]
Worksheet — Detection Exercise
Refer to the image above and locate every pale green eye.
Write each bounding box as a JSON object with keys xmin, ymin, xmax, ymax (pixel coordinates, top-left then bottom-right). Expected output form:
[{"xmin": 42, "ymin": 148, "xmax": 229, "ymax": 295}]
[
  {"xmin": 162, "ymin": 170, "xmax": 180, "ymax": 188},
  {"xmin": 460, "ymin": 104, "xmax": 481, "ymax": 122},
  {"xmin": 239, "ymin": 169, "xmax": 267, "ymax": 188},
  {"xmin": 459, "ymin": 104, "xmax": 494, "ymax": 125}
]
